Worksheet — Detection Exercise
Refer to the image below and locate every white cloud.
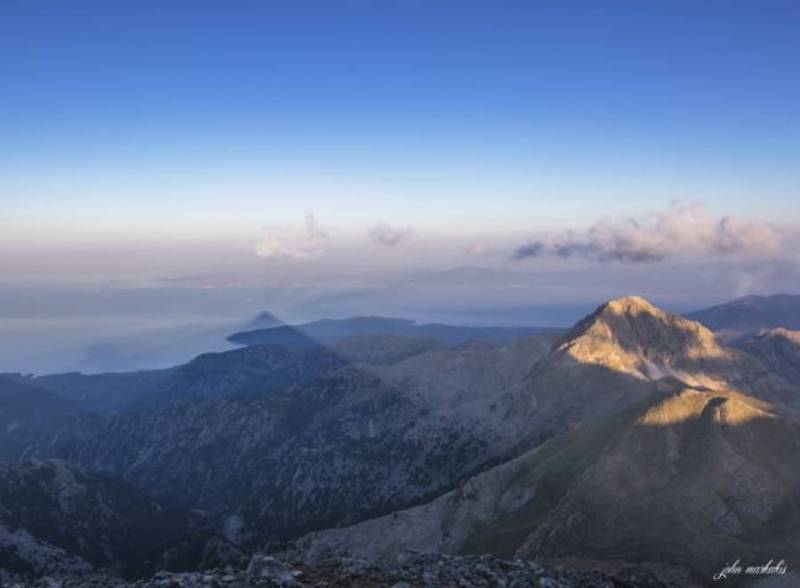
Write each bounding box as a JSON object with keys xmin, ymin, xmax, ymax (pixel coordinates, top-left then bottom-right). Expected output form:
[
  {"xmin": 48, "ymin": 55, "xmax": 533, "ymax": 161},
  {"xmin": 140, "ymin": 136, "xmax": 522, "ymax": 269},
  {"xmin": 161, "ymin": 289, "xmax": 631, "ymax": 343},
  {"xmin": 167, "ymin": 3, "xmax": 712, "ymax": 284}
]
[
  {"xmin": 254, "ymin": 213, "xmax": 328, "ymax": 260},
  {"xmin": 512, "ymin": 202, "xmax": 781, "ymax": 263},
  {"xmin": 368, "ymin": 223, "xmax": 413, "ymax": 247}
]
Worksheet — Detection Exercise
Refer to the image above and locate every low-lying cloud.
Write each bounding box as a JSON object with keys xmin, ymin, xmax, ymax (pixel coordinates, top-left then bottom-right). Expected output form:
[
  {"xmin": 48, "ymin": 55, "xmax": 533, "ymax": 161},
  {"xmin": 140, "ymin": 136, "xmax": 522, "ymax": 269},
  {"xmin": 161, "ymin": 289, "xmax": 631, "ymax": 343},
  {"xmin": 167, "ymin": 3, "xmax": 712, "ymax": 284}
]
[
  {"xmin": 369, "ymin": 223, "xmax": 413, "ymax": 247},
  {"xmin": 513, "ymin": 203, "xmax": 781, "ymax": 264},
  {"xmin": 254, "ymin": 213, "xmax": 328, "ymax": 260}
]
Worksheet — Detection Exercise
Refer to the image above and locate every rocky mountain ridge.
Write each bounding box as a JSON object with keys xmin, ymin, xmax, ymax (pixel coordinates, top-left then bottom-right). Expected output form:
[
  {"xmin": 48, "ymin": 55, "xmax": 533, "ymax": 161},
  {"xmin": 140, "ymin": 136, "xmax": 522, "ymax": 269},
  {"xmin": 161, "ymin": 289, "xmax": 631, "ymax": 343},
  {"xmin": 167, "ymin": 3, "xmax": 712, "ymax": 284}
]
[
  {"xmin": 29, "ymin": 335, "xmax": 556, "ymax": 546},
  {"xmin": 733, "ymin": 328, "xmax": 800, "ymax": 390},
  {"xmin": 289, "ymin": 379, "xmax": 800, "ymax": 583},
  {"xmin": 2, "ymin": 295, "xmax": 799, "ymax": 585},
  {"xmin": 686, "ymin": 294, "xmax": 800, "ymax": 336},
  {"xmin": 0, "ymin": 459, "xmax": 240, "ymax": 581},
  {"xmin": 37, "ymin": 294, "xmax": 781, "ymax": 552},
  {"xmin": 0, "ymin": 377, "xmax": 82, "ymax": 460},
  {"xmin": 227, "ymin": 315, "xmax": 558, "ymax": 348},
  {"xmin": 3, "ymin": 551, "xmax": 680, "ymax": 587}
]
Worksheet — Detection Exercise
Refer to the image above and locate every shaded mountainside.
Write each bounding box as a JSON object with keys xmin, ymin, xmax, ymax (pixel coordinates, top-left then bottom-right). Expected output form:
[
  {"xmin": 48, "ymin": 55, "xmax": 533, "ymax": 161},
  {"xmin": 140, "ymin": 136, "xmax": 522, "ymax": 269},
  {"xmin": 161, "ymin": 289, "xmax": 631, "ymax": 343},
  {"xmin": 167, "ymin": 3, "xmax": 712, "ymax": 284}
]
[
  {"xmin": 0, "ymin": 376, "xmax": 82, "ymax": 460},
  {"xmin": 227, "ymin": 315, "xmax": 559, "ymax": 348},
  {"xmin": 512, "ymin": 387, "xmax": 800, "ymax": 576},
  {"xmin": 329, "ymin": 334, "xmax": 445, "ymax": 366},
  {"xmin": 134, "ymin": 344, "xmax": 349, "ymax": 408},
  {"xmin": 687, "ymin": 294, "xmax": 800, "ymax": 336},
  {"xmin": 0, "ymin": 460, "xmax": 240, "ymax": 581},
  {"xmin": 733, "ymin": 328, "xmax": 800, "ymax": 389},
  {"xmin": 287, "ymin": 298, "xmax": 800, "ymax": 583},
  {"xmin": 29, "ymin": 333, "xmax": 560, "ymax": 547},
  {"xmin": 292, "ymin": 381, "xmax": 800, "ymax": 584},
  {"xmin": 10, "ymin": 369, "xmax": 174, "ymax": 414},
  {"xmin": 7, "ymin": 296, "xmax": 800, "ymax": 584},
  {"xmin": 26, "ymin": 297, "xmax": 800, "ymax": 551}
]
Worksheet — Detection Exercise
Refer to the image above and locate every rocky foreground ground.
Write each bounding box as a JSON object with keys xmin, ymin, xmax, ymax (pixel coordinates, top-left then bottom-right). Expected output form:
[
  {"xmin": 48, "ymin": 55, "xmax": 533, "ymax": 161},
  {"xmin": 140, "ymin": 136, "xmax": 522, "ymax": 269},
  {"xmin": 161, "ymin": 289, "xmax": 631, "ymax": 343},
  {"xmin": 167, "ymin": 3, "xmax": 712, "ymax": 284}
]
[{"xmin": 5, "ymin": 551, "xmax": 680, "ymax": 588}]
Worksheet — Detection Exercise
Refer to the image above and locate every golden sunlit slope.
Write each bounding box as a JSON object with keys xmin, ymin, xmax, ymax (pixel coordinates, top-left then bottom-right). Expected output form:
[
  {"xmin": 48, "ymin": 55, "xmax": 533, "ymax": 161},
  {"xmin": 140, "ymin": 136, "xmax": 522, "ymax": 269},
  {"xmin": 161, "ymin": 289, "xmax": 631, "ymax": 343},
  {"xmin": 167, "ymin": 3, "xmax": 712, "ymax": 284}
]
[
  {"xmin": 562, "ymin": 296, "xmax": 729, "ymax": 380},
  {"xmin": 292, "ymin": 298, "xmax": 800, "ymax": 584},
  {"xmin": 296, "ymin": 380, "xmax": 800, "ymax": 584},
  {"xmin": 489, "ymin": 382, "xmax": 800, "ymax": 582},
  {"xmin": 532, "ymin": 296, "xmax": 796, "ymax": 407}
]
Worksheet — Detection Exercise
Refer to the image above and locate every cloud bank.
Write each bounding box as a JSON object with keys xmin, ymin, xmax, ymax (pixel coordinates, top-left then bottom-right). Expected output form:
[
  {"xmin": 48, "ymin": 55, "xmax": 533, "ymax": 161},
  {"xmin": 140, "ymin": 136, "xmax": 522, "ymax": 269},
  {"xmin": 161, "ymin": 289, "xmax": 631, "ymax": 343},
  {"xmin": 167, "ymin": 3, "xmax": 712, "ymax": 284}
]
[
  {"xmin": 368, "ymin": 223, "xmax": 413, "ymax": 247},
  {"xmin": 513, "ymin": 203, "xmax": 781, "ymax": 264},
  {"xmin": 254, "ymin": 213, "xmax": 328, "ymax": 260}
]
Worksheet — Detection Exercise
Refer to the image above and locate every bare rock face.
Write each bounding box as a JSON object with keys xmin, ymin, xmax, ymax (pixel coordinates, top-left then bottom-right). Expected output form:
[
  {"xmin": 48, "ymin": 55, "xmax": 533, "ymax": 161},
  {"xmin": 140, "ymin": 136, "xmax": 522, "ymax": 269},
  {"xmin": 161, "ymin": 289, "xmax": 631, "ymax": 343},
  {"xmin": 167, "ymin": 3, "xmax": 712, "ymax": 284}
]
[
  {"xmin": 8, "ymin": 551, "xmax": 677, "ymax": 587},
  {"xmin": 553, "ymin": 296, "xmax": 793, "ymax": 400},
  {"xmin": 562, "ymin": 296, "xmax": 727, "ymax": 379},
  {"xmin": 0, "ymin": 523, "xmax": 92, "ymax": 585},
  {"xmin": 245, "ymin": 555, "xmax": 299, "ymax": 586}
]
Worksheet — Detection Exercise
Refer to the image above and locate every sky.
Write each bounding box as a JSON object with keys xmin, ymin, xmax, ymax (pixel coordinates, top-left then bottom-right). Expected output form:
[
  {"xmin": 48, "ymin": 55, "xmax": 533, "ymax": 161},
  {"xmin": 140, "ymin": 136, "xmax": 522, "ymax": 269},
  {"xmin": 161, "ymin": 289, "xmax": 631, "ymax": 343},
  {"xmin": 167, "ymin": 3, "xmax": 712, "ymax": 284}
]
[{"xmin": 1, "ymin": 1, "xmax": 799, "ymax": 371}]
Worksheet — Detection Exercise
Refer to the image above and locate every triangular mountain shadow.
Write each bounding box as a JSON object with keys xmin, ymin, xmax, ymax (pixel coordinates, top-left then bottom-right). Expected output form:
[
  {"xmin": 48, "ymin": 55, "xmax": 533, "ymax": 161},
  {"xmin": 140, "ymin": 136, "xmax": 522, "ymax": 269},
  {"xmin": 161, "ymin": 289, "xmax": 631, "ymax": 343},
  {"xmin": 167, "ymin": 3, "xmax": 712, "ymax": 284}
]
[{"xmin": 245, "ymin": 311, "xmax": 285, "ymax": 331}]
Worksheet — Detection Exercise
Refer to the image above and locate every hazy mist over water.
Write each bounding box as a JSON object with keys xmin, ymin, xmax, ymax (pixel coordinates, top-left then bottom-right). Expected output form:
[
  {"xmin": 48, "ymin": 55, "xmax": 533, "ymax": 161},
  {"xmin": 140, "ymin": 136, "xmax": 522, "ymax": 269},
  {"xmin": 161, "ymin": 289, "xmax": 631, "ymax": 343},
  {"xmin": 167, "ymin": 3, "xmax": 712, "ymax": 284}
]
[{"xmin": 4, "ymin": 254, "xmax": 799, "ymax": 374}]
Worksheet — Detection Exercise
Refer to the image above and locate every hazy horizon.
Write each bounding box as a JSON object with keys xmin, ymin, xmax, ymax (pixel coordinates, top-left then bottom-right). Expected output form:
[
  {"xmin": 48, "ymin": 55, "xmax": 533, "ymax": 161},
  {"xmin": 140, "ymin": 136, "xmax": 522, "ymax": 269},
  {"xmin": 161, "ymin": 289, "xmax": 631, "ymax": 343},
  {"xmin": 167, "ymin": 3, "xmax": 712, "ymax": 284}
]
[{"xmin": 2, "ymin": 1, "xmax": 799, "ymax": 372}]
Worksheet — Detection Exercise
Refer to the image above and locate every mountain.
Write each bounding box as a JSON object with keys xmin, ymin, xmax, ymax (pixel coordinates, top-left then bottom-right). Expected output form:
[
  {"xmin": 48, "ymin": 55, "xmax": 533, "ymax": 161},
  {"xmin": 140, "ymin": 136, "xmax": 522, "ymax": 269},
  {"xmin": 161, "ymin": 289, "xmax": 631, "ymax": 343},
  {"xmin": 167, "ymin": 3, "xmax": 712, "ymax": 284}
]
[
  {"xmin": 330, "ymin": 334, "xmax": 445, "ymax": 365},
  {"xmin": 227, "ymin": 315, "xmax": 559, "ymax": 347},
  {"xmin": 62, "ymin": 310, "xmax": 281, "ymax": 375},
  {"xmin": 32, "ymin": 298, "xmax": 781, "ymax": 545},
  {"xmin": 31, "ymin": 333, "xmax": 560, "ymax": 547},
  {"xmin": 733, "ymin": 328, "xmax": 800, "ymax": 388},
  {"xmin": 687, "ymin": 294, "xmax": 800, "ymax": 336},
  {"xmin": 0, "ymin": 376, "xmax": 82, "ymax": 460},
  {"xmin": 291, "ymin": 382, "xmax": 800, "ymax": 584},
  {"xmin": 509, "ymin": 295, "xmax": 796, "ymax": 453},
  {"xmin": 0, "ymin": 459, "xmax": 240, "ymax": 583},
  {"xmin": 18, "ymin": 550, "xmax": 677, "ymax": 587},
  {"xmin": 69, "ymin": 319, "xmax": 246, "ymax": 374},
  {"xmin": 16, "ymin": 295, "xmax": 800, "ymax": 583},
  {"xmin": 244, "ymin": 311, "xmax": 284, "ymax": 330},
  {"xmin": 286, "ymin": 298, "xmax": 800, "ymax": 583},
  {"xmin": 9, "ymin": 368, "xmax": 174, "ymax": 414}
]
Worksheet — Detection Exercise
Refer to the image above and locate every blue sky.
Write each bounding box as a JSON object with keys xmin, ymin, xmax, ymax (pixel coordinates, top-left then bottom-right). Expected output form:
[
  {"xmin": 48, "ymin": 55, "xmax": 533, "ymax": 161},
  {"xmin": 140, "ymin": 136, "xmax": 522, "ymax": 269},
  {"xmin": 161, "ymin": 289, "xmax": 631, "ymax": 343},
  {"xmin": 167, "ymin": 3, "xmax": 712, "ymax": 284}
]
[{"xmin": 2, "ymin": 0, "xmax": 799, "ymax": 243}]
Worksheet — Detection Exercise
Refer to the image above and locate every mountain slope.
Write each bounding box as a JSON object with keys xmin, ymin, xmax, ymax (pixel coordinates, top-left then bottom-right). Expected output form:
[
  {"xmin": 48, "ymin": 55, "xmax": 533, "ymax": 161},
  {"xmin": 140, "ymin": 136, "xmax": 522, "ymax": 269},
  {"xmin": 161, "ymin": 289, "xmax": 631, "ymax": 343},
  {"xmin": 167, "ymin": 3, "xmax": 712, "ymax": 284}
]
[
  {"xmin": 292, "ymin": 381, "xmax": 800, "ymax": 582},
  {"xmin": 227, "ymin": 316, "xmax": 558, "ymax": 347},
  {"xmin": 14, "ymin": 369, "xmax": 173, "ymax": 414},
  {"xmin": 287, "ymin": 298, "xmax": 800, "ymax": 582},
  {"xmin": 687, "ymin": 294, "xmax": 800, "ymax": 335},
  {"xmin": 330, "ymin": 334, "xmax": 445, "ymax": 365},
  {"xmin": 0, "ymin": 460, "xmax": 238, "ymax": 580},
  {"xmin": 0, "ymin": 376, "xmax": 83, "ymax": 460},
  {"xmin": 733, "ymin": 328, "xmax": 800, "ymax": 388},
  {"xmin": 536, "ymin": 296, "xmax": 795, "ymax": 405},
  {"xmin": 33, "ymin": 334, "xmax": 558, "ymax": 547},
  {"xmin": 28, "ymin": 296, "xmax": 796, "ymax": 567}
]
